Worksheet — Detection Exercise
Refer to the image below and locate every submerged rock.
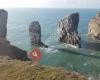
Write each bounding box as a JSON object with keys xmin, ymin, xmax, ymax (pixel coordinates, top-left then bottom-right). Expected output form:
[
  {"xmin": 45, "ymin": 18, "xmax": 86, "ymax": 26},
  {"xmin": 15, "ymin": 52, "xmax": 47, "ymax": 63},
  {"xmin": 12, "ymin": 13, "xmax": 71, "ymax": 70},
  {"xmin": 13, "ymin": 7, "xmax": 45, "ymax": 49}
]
[
  {"xmin": 0, "ymin": 9, "xmax": 8, "ymax": 39},
  {"xmin": 58, "ymin": 12, "xmax": 81, "ymax": 47},
  {"xmin": 29, "ymin": 21, "xmax": 48, "ymax": 48},
  {"xmin": 88, "ymin": 13, "xmax": 100, "ymax": 40}
]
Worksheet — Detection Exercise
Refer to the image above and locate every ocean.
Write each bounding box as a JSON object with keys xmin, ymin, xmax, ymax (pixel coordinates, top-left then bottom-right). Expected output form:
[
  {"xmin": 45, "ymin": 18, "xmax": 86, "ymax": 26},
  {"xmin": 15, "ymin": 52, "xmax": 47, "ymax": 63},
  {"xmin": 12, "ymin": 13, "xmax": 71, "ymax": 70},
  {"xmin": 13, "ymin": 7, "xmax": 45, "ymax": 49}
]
[{"xmin": 6, "ymin": 8, "xmax": 100, "ymax": 79}]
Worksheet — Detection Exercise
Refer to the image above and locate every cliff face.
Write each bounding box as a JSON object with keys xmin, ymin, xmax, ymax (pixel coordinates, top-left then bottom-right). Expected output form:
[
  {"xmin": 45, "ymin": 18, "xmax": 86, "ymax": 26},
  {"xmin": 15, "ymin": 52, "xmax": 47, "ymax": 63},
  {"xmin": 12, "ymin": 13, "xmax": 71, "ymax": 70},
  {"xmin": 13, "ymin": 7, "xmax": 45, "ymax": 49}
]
[
  {"xmin": 88, "ymin": 13, "xmax": 100, "ymax": 40},
  {"xmin": 29, "ymin": 21, "xmax": 48, "ymax": 48},
  {"xmin": 0, "ymin": 9, "xmax": 8, "ymax": 39},
  {"xmin": 0, "ymin": 38, "xmax": 28, "ymax": 60},
  {"xmin": 0, "ymin": 9, "xmax": 29, "ymax": 61},
  {"xmin": 58, "ymin": 13, "xmax": 81, "ymax": 47}
]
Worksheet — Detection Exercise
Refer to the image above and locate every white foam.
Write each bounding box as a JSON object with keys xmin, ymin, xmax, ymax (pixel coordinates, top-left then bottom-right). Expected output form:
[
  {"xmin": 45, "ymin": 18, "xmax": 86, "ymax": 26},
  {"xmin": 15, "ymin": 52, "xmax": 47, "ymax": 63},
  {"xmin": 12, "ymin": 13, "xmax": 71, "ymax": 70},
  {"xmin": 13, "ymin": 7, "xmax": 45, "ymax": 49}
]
[
  {"xmin": 83, "ymin": 63, "xmax": 88, "ymax": 66},
  {"xmin": 41, "ymin": 46, "xmax": 59, "ymax": 54},
  {"xmin": 65, "ymin": 44, "xmax": 78, "ymax": 48},
  {"xmin": 90, "ymin": 52, "xmax": 96, "ymax": 55}
]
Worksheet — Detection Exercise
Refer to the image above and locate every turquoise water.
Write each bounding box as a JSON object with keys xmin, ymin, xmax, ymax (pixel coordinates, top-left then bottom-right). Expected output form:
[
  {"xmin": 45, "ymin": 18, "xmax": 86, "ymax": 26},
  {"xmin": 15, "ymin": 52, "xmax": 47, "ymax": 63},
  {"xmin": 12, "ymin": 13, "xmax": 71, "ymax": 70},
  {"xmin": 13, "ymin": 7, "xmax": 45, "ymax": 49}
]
[{"xmin": 6, "ymin": 8, "xmax": 100, "ymax": 79}]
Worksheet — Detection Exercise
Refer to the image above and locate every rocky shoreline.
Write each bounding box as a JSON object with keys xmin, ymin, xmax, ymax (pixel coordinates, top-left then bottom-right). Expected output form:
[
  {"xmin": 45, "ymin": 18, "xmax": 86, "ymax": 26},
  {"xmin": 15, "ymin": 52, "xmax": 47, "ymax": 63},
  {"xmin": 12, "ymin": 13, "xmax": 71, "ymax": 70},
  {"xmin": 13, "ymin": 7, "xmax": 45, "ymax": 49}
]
[{"xmin": 0, "ymin": 9, "xmax": 100, "ymax": 80}]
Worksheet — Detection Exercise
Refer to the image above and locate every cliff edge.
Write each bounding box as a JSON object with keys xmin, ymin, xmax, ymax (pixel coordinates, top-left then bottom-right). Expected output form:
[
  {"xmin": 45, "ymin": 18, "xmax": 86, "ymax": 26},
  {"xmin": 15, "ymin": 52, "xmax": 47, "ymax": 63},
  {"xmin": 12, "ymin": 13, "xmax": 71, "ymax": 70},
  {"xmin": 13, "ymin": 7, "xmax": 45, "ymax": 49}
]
[{"xmin": 0, "ymin": 59, "xmax": 87, "ymax": 80}]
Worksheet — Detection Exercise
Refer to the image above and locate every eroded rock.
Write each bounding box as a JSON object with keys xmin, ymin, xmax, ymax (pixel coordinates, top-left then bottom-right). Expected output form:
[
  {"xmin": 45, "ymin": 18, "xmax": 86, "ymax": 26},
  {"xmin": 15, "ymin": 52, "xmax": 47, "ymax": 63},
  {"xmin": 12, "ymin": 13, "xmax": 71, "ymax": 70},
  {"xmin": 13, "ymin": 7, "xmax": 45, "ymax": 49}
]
[
  {"xmin": 0, "ymin": 9, "xmax": 8, "ymax": 39},
  {"xmin": 58, "ymin": 13, "xmax": 81, "ymax": 47},
  {"xmin": 88, "ymin": 13, "xmax": 100, "ymax": 40},
  {"xmin": 29, "ymin": 21, "xmax": 48, "ymax": 48}
]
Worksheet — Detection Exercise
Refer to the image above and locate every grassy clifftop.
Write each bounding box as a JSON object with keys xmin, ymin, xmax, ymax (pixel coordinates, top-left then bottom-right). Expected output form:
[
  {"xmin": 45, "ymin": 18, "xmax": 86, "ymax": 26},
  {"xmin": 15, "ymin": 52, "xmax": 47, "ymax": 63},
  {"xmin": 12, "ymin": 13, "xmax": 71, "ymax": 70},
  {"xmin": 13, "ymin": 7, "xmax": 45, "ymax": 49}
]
[
  {"xmin": 0, "ymin": 59, "xmax": 87, "ymax": 80},
  {"xmin": 0, "ymin": 38, "xmax": 87, "ymax": 80}
]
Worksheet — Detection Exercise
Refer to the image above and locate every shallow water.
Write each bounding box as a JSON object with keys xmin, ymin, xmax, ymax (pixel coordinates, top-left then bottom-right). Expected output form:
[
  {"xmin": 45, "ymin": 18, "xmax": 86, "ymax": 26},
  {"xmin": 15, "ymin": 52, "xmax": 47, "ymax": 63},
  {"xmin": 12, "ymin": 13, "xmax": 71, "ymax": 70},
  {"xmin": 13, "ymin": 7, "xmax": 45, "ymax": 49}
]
[{"xmin": 6, "ymin": 8, "xmax": 100, "ymax": 79}]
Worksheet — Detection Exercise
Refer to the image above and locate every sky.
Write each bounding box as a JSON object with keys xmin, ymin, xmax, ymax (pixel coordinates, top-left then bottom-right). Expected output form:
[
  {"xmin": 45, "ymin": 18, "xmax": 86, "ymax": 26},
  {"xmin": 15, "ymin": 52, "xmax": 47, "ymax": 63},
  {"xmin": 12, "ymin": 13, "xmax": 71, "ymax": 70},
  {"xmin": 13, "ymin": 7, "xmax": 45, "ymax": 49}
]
[{"xmin": 0, "ymin": 0, "xmax": 100, "ymax": 8}]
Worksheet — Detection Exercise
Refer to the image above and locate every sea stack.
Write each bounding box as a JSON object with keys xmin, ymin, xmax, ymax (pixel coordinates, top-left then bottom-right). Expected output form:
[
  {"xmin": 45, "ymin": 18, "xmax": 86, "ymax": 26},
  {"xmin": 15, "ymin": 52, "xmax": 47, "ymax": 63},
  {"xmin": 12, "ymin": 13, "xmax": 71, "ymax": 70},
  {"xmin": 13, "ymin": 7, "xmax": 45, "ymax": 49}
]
[
  {"xmin": 29, "ymin": 21, "xmax": 48, "ymax": 48},
  {"xmin": 88, "ymin": 13, "xmax": 100, "ymax": 40},
  {"xmin": 57, "ymin": 12, "xmax": 81, "ymax": 47},
  {"xmin": 0, "ymin": 9, "xmax": 8, "ymax": 39}
]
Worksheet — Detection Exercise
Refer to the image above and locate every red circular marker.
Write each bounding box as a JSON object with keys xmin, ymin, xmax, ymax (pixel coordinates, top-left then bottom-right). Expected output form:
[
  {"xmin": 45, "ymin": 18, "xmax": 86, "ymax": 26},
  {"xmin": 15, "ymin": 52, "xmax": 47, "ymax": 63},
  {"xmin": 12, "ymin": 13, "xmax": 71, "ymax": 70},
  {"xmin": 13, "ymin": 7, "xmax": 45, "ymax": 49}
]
[
  {"xmin": 28, "ymin": 48, "xmax": 42, "ymax": 61},
  {"xmin": 46, "ymin": 53, "xmax": 49, "ymax": 56}
]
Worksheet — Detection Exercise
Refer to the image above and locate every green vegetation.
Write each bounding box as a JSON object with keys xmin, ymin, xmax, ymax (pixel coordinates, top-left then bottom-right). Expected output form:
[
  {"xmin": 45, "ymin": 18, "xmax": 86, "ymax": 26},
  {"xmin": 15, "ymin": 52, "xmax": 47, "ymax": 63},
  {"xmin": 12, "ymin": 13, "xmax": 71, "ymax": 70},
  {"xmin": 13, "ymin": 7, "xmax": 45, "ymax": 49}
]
[{"xmin": 0, "ymin": 59, "xmax": 87, "ymax": 80}]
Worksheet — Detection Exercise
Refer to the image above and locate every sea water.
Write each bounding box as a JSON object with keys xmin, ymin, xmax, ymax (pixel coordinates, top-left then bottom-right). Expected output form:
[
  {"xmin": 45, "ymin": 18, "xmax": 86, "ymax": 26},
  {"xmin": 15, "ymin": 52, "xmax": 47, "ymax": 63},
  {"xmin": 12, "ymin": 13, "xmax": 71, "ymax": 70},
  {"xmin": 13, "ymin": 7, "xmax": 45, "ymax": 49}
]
[{"xmin": 6, "ymin": 8, "xmax": 100, "ymax": 79}]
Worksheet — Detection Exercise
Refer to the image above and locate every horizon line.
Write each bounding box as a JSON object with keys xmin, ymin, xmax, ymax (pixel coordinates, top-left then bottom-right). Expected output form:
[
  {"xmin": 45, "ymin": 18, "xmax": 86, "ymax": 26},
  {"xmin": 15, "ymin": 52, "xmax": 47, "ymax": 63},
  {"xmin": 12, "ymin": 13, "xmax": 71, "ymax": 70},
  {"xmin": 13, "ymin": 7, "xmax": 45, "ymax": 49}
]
[{"xmin": 2, "ymin": 7, "xmax": 100, "ymax": 9}]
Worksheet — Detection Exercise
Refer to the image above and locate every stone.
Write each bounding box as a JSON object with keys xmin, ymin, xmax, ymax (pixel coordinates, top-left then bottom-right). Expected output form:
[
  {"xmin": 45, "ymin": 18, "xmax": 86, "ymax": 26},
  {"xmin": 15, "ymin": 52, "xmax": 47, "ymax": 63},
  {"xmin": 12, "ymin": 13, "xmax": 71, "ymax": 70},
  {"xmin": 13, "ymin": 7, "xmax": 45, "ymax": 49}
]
[
  {"xmin": 29, "ymin": 21, "xmax": 48, "ymax": 48},
  {"xmin": 0, "ymin": 9, "xmax": 8, "ymax": 39},
  {"xmin": 57, "ymin": 12, "xmax": 81, "ymax": 47},
  {"xmin": 88, "ymin": 13, "xmax": 100, "ymax": 40}
]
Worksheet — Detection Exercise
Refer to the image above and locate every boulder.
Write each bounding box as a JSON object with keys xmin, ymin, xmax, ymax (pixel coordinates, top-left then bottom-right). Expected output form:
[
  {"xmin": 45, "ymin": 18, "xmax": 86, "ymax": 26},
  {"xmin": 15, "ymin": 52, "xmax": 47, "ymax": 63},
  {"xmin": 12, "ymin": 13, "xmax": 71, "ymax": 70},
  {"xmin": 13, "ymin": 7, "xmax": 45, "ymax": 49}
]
[
  {"xmin": 57, "ymin": 13, "xmax": 81, "ymax": 47},
  {"xmin": 88, "ymin": 13, "xmax": 100, "ymax": 40},
  {"xmin": 0, "ymin": 9, "xmax": 8, "ymax": 39},
  {"xmin": 29, "ymin": 21, "xmax": 48, "ymax": 48}
]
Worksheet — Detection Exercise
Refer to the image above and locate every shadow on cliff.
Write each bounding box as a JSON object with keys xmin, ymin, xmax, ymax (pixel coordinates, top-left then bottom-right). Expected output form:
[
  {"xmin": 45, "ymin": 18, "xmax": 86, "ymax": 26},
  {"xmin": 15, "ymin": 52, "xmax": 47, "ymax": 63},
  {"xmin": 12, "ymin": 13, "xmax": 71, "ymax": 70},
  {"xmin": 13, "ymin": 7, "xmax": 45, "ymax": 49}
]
[
  {"xmin": 10, "ymin": 45, "xmax": 30, "ymax": 61},
  {"xmin": 0, "ymin": 39, "xmax": 30, "ymax": 61},
  {"xmin": 58, "ymin": 48, "xmax": 100, "ymax": 59}
]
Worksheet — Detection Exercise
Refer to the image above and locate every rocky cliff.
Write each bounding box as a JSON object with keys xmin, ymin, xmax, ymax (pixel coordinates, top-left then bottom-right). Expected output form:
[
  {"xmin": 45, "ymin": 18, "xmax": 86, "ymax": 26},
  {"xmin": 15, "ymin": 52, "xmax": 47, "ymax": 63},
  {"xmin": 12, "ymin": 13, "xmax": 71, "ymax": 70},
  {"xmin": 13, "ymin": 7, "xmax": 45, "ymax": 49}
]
[
  {"xmin": 29, "ymin": 21, "xmax": 48, "ymax": 48},
  {"xmin": 0, "ymin": 9, "xmax": 29, "ymax": 60},
  {"xmin": 0, "ymin": 9, "xmax": 8, "ymax": 39},
  {"xmin": 0, "ymin": 38, "xmax": 28, "ymax": 60},
  {"xmin": 88, "ymin": 13, "xmax": 100, "ymax": 40},
  {"xmin": 57, "ymin": 13, "xmax": 81, "ymax": 47}
]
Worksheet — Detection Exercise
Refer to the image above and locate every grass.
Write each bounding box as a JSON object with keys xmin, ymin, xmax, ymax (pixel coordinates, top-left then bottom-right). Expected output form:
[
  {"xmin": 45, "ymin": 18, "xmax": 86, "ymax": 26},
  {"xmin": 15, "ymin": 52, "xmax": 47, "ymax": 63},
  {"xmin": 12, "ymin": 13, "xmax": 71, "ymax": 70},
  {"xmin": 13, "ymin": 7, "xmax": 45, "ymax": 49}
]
[{"xmin": 0, "ymin": 59, "xmax": 87, "ymax": 80}]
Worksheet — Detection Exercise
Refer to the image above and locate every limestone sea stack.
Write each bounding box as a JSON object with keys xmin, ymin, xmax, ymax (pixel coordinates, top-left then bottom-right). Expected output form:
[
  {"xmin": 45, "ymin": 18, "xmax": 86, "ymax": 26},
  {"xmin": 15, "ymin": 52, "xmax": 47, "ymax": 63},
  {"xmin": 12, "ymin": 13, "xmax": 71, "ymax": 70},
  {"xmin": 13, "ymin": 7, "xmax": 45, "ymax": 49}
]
[
  {"xmin": 57, "ymin": 12, "xmax": 81, "ymax": 47},
  {"xmin": 0, "ymin": 9, "xmax": 8, "ymax": 39},
  {"xmin": 29, "ymin": 21, "xmax": 48, "ymax": 48},
  {"xmin": 88, "ymin": 13, "xmax": 100, "ymax": 40}
]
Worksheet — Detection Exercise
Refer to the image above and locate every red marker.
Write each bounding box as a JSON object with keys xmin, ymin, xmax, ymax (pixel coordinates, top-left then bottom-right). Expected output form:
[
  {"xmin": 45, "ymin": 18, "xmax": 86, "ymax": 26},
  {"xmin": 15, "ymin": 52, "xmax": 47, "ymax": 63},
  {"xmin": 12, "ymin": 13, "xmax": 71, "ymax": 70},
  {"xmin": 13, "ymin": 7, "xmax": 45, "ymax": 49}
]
[
  {"xmin": 46, "ymin": 53, "xmax": 49, "ymax": 56},
  {"xmin": 28, "ymin": 48, "xmax": 42, "ymax": 61}
]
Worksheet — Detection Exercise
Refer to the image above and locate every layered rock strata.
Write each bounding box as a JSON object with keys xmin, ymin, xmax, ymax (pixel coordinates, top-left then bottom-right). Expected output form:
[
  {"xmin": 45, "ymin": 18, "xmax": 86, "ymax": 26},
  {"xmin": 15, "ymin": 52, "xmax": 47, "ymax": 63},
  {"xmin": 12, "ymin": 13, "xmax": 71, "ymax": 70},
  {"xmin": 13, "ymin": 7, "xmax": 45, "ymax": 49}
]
[{"xmin": 58, "ymin": 13, "xmax": 81, "ymax": 47}]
